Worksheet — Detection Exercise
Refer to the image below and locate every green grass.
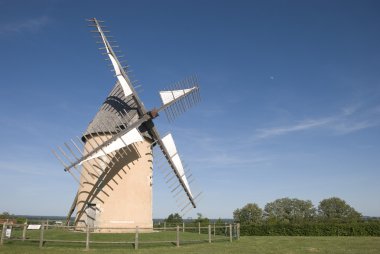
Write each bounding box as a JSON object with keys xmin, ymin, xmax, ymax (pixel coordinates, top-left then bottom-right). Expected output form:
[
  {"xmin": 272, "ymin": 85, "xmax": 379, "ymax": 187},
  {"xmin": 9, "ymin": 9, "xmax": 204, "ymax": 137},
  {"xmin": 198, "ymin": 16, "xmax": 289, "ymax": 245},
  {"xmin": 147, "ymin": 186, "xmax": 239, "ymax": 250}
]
[{"xmin": 1, "ymin": 229, "xmax": 379, "ymax": 254}]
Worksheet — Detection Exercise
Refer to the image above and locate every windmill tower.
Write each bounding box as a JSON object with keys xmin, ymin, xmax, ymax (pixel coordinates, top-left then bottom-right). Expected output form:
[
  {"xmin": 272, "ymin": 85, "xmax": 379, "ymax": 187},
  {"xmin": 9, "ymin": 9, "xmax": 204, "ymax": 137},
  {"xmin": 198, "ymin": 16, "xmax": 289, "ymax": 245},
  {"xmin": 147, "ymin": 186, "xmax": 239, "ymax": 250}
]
[{"xmin": 52, "ymin": 18, "xmax": 201, "ymax": 232}]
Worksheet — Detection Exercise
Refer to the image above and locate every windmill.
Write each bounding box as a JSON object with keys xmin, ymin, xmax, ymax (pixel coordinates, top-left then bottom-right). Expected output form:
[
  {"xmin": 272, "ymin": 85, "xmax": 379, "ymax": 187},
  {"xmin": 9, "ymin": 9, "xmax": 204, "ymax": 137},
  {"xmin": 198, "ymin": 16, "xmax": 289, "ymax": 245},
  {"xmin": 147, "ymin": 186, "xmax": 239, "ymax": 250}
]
[{"xmin": 52, "ymin": 18, "xmax": 201, "ymax": 232}]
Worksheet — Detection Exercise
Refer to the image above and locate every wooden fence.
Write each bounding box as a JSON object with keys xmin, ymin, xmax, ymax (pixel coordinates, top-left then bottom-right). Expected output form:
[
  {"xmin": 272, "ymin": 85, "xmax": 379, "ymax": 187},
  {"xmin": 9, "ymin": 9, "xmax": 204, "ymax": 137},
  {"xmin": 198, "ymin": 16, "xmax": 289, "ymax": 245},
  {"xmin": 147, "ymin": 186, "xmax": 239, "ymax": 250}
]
[{"xmin": 0, "ymin": 222, "xmax": 240, "ymax": 250}]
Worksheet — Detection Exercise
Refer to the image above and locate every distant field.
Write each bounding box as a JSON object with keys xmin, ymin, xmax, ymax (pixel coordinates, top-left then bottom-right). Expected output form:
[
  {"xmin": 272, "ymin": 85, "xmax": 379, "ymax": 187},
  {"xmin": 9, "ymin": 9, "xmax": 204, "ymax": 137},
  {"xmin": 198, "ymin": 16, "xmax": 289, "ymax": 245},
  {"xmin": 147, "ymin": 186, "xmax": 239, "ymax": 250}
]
[{"xmin": 1, "ymin": 235, "xmax": 379, "ymax": 254}]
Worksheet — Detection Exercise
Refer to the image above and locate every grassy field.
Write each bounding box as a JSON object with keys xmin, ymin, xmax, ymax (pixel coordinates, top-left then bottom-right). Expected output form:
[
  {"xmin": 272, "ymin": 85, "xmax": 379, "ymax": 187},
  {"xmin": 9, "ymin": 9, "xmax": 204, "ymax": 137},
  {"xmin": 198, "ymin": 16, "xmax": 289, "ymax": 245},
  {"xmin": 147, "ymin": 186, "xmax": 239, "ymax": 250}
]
[{"xmin": 1, "ymin": 234, "xmax": 379, "ymax": 254}]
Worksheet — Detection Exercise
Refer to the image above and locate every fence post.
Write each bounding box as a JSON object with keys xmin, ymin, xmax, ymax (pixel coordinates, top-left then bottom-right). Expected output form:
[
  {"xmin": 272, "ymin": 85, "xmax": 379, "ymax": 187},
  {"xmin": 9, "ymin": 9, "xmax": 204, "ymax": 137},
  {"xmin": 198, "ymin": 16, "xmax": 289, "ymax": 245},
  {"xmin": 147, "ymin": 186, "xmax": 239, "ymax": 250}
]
[
  {"xmin": 22, "ymin": 222, "xmax": 27, "ymax": 241},
  {"xmin": 198, "ymin": 222, "xmax": 200, "ymax": 235},
  {"xmin": 176, "ymin": 225, "xmax": 180, "ymax": 247},
  {"xmin": 164, "ymin": 222, "xmax": 166, "ymax": 231},
  {"xmin": 182, "ymin": 222, "xmax": 185, "ymax": 232},
  {"xmin": 229, "ymin": 224, "xmax": 232, "ymax": 243},
  {"xmin": 134, "ymin": 226, "xmax": 139, "ymax": 250},
  {"xmin": 0, "ymin": 223, "xmax": 6, "ymax": 245},
  {"xmin": 213, "ymin": 222, "xmax": 216, "ymax": 237},
  {"xmin": 85, "ymin": 225, "xmax": 90, "ymax": 250},
  {"xmin": 39, "ymin": 223, "xmax": 44, "ymax": 248},
  {"xmin": 208, "ymin": 225, "xmax": 211, "ymax": 243},
  {"xmin": 237, "ymin": 223, "xmax": 240, "ymax": 240}
]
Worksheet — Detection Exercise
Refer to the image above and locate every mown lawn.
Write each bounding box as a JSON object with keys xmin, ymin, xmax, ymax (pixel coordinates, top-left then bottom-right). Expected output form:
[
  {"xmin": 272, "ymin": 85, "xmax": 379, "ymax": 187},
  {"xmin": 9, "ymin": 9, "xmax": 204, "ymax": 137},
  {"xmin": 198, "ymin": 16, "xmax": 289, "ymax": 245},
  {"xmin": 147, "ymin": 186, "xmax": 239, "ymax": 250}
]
[{"xmin": 1, "ymin": 234, "xmax": 379, "ymax": 254}]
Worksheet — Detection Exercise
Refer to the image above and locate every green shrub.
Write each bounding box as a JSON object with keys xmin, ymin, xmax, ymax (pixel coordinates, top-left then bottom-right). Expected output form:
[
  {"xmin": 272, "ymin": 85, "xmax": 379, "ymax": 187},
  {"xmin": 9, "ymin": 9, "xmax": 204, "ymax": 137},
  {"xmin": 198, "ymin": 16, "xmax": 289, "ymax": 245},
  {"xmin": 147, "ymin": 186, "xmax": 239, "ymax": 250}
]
[{"xmin": 239, "ymin": 221, "xmax": 380, "ymax": 236}]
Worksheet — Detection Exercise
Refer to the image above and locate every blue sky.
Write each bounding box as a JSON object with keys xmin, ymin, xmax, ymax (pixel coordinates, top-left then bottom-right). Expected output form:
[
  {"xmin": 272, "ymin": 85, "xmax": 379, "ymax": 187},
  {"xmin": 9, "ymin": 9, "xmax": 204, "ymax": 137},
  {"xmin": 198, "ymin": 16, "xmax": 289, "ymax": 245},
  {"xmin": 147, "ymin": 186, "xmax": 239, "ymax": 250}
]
[{"xmin": 0, "ymin": 0, "xmax": 379, "ymax": 218}]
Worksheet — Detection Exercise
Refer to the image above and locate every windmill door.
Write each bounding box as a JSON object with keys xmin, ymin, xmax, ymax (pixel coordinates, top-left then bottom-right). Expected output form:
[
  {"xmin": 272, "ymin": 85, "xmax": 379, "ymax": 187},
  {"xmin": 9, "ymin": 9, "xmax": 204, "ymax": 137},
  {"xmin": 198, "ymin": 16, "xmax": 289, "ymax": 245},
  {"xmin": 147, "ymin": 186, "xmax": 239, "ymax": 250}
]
[{"xmin": 86, "ymin": 203, "xmax": 96, "ymax": 229}]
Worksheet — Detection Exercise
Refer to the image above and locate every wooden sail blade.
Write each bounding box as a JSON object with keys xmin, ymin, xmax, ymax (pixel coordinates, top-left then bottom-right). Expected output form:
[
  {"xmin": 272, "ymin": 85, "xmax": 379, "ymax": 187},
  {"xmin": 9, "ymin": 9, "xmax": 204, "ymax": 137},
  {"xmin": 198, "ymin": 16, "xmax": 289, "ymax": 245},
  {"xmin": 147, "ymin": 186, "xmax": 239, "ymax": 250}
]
[
  {"xmin": 157, "ymin": 75, "xmax": 200, "ymax": 122},
  {"xmin": 157, "ymin": 132, "xmax": 196, "ymax": 208},
  {"xmin": 81, "ymin": 128, "xmax": 143, "ymax": 163},
  {"xmin": 88, "ymin": 18, "xmax": 149, "ymax": 116},
  {"xmin": 159, "ymin": 87, "xmax": 197, "ymax": 105},
  {"xmin": 92, "ymin": 18, "xmax": 132, "ymax": 97},
  {"xmin": 161, "ymin": 133, "xmax": 193, "ymax": 196},
  {"xmin": 55, "ymin": 114, "xmax": 150, "ymax": 172}
]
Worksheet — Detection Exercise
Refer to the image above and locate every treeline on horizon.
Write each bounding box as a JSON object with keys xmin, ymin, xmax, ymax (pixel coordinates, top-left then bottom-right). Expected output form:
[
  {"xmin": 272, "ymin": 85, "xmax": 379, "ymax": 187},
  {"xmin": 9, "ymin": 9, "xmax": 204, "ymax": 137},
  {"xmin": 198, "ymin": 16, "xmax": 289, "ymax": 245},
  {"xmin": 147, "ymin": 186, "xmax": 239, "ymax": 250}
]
[
  {"xmin": 232, "ymin": 197, "xmax": 380, "ymax": 236},
  {"xmin": 2, "ymin": 196, "xmax": 379, "ymax": 236}
]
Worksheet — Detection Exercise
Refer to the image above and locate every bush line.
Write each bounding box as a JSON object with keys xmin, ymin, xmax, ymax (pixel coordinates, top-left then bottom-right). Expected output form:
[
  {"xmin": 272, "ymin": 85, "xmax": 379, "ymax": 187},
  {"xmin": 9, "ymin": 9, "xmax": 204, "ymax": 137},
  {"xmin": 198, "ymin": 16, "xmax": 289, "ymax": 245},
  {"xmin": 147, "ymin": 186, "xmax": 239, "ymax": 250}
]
[{"xmin": 239, "ymin": 221, "xmax": 380, "ymax": 236}]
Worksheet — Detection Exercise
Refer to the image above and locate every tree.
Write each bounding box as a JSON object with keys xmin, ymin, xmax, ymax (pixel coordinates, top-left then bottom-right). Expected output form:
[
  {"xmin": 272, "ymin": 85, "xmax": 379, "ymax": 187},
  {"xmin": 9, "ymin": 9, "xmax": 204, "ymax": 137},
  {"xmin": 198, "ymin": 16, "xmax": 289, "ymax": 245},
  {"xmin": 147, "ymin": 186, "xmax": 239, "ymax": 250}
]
[
  {"xmin": 165, "ymin": 213, "xmax": 183, "ymax": 225},
  {"xmin": 264, "ymin": 198, "xmax": 316, "ymax": 223},
  {"xmin": 0, "ymin": 212, "xmax": 26, "ymax": 223},
  {"xmin": 0, "ymin": 212, "xmax": 12, "ymax": 219},
  {"xmin": 0, "ymin": 212, "xmax": 10, "ymax": 219},
  {"xmin": 194, "ymin": 213, "xmax": 210, "ymax": 225},
  {"xmin": 213, "ymin": 218, "xmax": 226, "ymax": 235},
  {"xmin": 233, "ymin": 203, "xmax": 263, "ymax": 224},
  {"xmin": 318, "ymin": 197, "xmax": 361, "ymax": 221},
  {"xmin": 214, "ymin": 218, "xmax": 224, "ymax": 225}
]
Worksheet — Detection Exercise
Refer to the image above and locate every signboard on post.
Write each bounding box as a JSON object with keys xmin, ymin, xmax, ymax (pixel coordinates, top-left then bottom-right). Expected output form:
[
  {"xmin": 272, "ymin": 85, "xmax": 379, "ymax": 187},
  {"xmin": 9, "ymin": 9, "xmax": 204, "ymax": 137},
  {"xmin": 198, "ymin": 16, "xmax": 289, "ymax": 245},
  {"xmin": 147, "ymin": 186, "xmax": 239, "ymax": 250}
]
[
  {"xmin": 5, "ymin": 228, "xmax": 11, "ymax": 238},
  {"xmin": 27, "ymin": 224, "xmax": 41, "ymax": 230}
]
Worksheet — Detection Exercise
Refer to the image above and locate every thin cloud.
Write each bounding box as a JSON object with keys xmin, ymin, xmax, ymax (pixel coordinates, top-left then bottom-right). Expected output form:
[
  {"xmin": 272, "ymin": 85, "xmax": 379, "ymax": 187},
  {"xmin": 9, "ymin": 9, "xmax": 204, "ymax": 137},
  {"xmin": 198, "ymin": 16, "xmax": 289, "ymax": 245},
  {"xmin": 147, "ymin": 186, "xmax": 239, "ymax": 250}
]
[
  {"xmin": 0, "ymin": 16, "xmax": 50, "ymax": 35},
  {"xmin": 332, "ymin": 121, "xmax": 375, "ymax": 135},
  {"xmin": 153, "ymin": 104, "xmax": 380, "ymax": 174},
  {"xmin": 341, "ymin": 104, "xmax": 360, "ymax": 116},
  {"xmin": 190, "ymin": 154, "xmax": 269, "ymax": 169},
  {"xmin": 253, "ymin": 104, "xmax": 380, "ymax": 140},
  {"xmin": 255, "ymin": 117, "xmax": 334, "ymax": 139}
]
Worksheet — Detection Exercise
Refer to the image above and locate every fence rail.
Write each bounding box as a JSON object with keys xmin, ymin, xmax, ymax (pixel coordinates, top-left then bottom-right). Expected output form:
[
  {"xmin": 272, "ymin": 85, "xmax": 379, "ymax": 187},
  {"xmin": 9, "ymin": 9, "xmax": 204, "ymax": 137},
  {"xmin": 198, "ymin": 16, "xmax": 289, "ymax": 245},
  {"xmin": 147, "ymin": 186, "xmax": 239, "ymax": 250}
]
[{"xmin": 0, "ymin": 222, "xmax": 240, "ymax": 250}]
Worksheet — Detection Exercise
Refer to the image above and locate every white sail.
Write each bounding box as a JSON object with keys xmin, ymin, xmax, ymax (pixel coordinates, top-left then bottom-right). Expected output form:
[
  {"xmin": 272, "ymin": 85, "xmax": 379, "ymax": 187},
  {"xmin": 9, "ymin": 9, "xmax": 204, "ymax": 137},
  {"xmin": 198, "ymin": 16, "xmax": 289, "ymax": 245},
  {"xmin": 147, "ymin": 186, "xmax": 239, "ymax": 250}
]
[
  {"xmin": 159, "ymin": 87, "xmax": 197, "ymax": 105},
  {"xmin": 161, "ymin": 133, "xmax": 193, "ymax": 197},
  {"xmin": 81, "ymin": 128, "xmax": 143, "ymax": 163},
  {"xmin": 97, "ymin": 24, "xmax": 133, "ymax": 97}
]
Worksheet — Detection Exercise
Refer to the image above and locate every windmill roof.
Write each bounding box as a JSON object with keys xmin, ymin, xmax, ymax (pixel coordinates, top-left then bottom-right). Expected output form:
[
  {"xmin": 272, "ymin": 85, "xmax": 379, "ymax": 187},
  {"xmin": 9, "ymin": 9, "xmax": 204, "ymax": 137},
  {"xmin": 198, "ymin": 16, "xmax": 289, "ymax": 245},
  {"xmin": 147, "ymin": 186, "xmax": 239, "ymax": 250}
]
[{"xmin": 83, "ymin": 81, "xmax": 152, "ymax": 141}]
